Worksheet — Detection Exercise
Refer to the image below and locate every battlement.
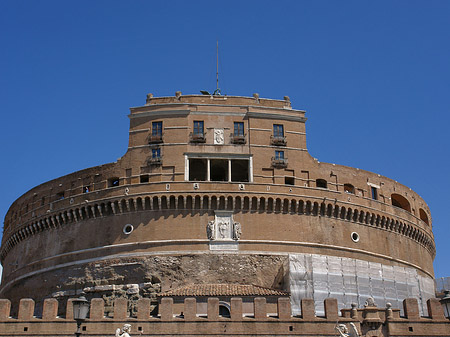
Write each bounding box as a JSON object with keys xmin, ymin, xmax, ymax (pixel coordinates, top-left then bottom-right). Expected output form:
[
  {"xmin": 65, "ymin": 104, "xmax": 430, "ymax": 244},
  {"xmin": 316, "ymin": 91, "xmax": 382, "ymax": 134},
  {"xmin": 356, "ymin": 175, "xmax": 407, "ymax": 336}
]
[{"xmin": 0, "ymin": 297, "xmax": 448, "ymax": 336}]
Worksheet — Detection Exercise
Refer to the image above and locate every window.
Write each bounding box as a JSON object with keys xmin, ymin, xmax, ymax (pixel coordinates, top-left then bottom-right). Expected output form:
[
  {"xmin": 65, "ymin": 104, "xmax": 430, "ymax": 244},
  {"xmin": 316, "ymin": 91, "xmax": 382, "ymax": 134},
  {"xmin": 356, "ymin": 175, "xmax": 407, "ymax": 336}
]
[
  {"xmin": 108, "ymin": 177, "xmax": 120, "ymax": 188},
  {"xmin": 152, "ymin": 121, "xmax": 162, "ymax": 136},
  {"xmin": 273, "ymin": 124, "xmax": 284, "ymax": 138},
  {"xmin": 56, "ymin": 192, "xmax": 65, "ymax": 200},
  {"xmin": 140, "ymin": 175, "xmax": 149, "ymax": 183},
  {"xmin": 149, "ymin": 121, "xmax": 163, "ymax": 143},
  {"xmin": 316, "ymin": 179, "xmax": 327, "ymax": 189},
  {"xmin": 391, "ymin": 193, "xmax": 411, "ymax": 212},
  {"xmin": 285, "ymin": 176, "xmax": 295, "ymax": 185},
  {"xmin": 344, "ymin": 184, "xmax": 355, "ymax": 194},
  {"xmin": 234, "ymin": 122, "xmax": 244, "ymax": 136},
  {"xmin": 371, "ymin": 186, "xmax": 378, "ymax": 200},
  {"xmin": 193, "ymin": 121, "xmax": 204, "ymax": 136},
  {"xmin": 275, "ymin": 150, "xmax": 284, "ymax": 160},
  {"xmin": 152, "ymin": 148, "xmax": 161, "ymax": 159},
  {"xmin": 83, "ymin": 185, "xmax": 90, "ymax": 193}
]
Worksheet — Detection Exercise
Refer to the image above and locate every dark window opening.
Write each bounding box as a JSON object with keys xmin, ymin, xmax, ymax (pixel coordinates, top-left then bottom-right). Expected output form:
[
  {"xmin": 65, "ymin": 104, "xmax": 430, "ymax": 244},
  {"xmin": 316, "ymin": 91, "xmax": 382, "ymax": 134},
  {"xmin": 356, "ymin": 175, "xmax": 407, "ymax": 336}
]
[
  {"xmin": 189, "ymin": 159, "xmax": 207, "ymax": 181},
  {"xmin": 419, "ymin": 208, "xmax": 429, "ymax": 225},
  {"xmin": 41, "ymin": 197, "xmax": 45, "ymax": 206},
  {"xmin": 24, "ymin": 327, "xmax": 28, "ymax": 332},
  {"xmin": 344, "ymin": 183, "xmax": 355, "ymax": 194},
  {"xmin": 108, "ymin": 177, "xmax": 120, "ymax": 188},
  {"xmin": 285, "ymin": 176, "xmax": 295, "ymax": 185},
  {"xmin": 219, "ymin": 304, "xmax": 231, "ymax": 318},
  {"xmin": 138, "ymin": 327, "xmax": 143, "ymax": 331},
  {"xmin": 371, "ymin": 187, "xmax": 378, "ymax": 200},
  {"xmin": 316, "ymin": 179, "xmax": 327, "ymax": 189},
  {"xmin": 82, "ymin": 326, "xmax": 86, "ymax": 331},
  {"xmin": 408, "ymin": 327, "xmax": 413, "ymax": 332},
  {"xmin": 289, "ymin": 326, "xmax": 293, "ymax": 332},
  {"xmin": 231, "ymin": 160, "xmax": 249, "ymax": 182},
  {"xmin": 83, "ymin": 185, "xmax": 90, "ymax": 193},
  {"xmin": 391, "ymin": 193, "xmax": 411, "ymax": 212},
  {"xmin": 140, "ymin": 175, "xmax": 149, "ymax": 183},
  {"xmin": 56, "ymin": 192, "xmax": 65, "ymax": 200},
  {"xmin": 210, "ymin": 159, "xmax": 228, "ymax": 182}
]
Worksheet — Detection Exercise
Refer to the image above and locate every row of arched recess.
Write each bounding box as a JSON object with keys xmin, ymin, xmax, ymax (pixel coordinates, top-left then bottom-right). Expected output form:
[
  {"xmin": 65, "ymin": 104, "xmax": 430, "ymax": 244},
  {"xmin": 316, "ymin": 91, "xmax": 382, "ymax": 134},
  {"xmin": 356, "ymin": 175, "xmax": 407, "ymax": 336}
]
[{"xmin": 1, "ymin": 194, "xmax": 435, "ymax": 260}]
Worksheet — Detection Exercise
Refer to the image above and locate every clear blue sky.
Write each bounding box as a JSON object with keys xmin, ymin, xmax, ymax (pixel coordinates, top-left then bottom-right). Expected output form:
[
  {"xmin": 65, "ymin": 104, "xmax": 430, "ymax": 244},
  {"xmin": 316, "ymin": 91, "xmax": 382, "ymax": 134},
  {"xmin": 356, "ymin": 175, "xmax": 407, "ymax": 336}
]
[{"xmin": 1, "ymin": 1, "xmax": 449, "ymax": 280}]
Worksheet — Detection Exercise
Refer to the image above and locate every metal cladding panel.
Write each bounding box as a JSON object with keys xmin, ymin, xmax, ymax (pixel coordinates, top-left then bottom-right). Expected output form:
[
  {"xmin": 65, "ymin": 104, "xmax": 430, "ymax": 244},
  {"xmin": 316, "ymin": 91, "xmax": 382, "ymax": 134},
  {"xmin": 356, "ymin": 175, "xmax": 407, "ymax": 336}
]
[{"xmin": 289, "ymin": 253, "xmax": 434, "ymax": 317}]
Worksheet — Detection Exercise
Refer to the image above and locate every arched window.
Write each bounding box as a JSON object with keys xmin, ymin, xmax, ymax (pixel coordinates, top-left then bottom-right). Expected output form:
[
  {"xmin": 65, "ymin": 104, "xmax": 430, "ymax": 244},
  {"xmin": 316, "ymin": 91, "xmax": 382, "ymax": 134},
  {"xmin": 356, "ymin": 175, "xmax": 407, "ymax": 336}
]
[
  {"xmin": 391, "ymin": 194, "xmax": 411, "ymax": 212},
  {"xmin": 344, "ymin": 183, "xmax": 355, "ymax": 194},
  {"xmin": 219, "ymin": 302, "xmax": 231, "ymax": 318},
  {"xmin": 316, "ymin": 179, "xmax": 327, "ymax": 189},
  {"xmin": 419, "ymin": 208, "xmax": 429, "ymax": 225}
]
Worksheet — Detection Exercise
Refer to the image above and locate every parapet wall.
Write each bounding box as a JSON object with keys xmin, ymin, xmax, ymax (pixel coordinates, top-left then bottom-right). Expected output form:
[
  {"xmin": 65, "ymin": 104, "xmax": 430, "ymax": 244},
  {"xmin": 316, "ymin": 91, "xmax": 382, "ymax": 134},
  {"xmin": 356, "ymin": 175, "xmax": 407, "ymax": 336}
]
[{"xmin": 0, "ymin": 297, "xmax": 448, "ymax": 336}]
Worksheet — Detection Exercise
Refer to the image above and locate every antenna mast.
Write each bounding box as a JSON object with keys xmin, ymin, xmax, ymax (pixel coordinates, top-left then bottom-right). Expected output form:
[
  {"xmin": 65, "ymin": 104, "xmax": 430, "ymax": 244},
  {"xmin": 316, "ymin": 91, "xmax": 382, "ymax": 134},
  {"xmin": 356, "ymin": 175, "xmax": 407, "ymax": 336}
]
[{"xmin": 214, "ymin": 40, "xmax": 221, "ymax": 95}]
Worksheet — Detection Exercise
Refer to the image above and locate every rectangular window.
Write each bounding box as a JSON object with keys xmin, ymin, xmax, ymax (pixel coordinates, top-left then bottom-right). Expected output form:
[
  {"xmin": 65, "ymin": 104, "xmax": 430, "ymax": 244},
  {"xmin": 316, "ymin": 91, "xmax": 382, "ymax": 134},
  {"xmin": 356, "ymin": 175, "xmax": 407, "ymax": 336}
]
[
  {"xmin": 152, "ymin": 121, "xmax": 163, "ymax": 136},
  {"xmin": 371, "ymin": 186, "xmax": 378, "ymax": 200},
  {"xmin": 234, "ymin": 122, "xmax": 244, "ymax": 136},
  {"xmin": 193, "ymin": 121, "xmax": 204, "ymax": 136},
  {"xmin": 273, "ymin": 124, "xmax": 284, "ymax": 138},
  {"xmin": 152, "ymin": 148, "xmax": 161, "ymax": 159},
  {"xmin": 275, "ymin": 150, "xmax": 284, "ymax": 160}
]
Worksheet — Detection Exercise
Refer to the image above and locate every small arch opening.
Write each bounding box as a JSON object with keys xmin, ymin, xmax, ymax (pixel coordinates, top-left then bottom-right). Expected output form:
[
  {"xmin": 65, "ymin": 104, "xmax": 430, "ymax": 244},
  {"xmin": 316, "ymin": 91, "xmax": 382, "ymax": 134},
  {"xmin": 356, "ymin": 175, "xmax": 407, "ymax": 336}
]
[
  {"xmin": 344, "ymin": 183, "xmax": 355, "ymax": 194},
  {"xmin": 419, "ymin": 208, "xmax": 429, "ymax": 225},
  {"xmin": 391, "ymin": 193, "xmax": 411, "ymax": 212},
  {"xmin": 219, "ymin": 302, "xmax": 231, "ymax": 318}
]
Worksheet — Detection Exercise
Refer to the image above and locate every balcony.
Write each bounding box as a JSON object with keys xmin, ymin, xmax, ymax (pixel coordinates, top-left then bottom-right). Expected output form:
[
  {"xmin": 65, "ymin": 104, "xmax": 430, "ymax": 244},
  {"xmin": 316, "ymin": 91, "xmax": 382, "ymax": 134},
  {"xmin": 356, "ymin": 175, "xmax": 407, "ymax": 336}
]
[
  {"xmin": 190, "ymin": 132, "xmax": 206, "ymax": 143},
  {"xmin": 270, "ymin": 135, "xmax": 287, "ymax": 146},
  {"xmin": 148, "ymin": 156, "xmax": 163, "ymax": 166},
  {"xmin": 148, "ymin": 134, "xmax": 163, "ymax": 144},
  {"xmin": 271, "ymin": 157, "xmax": 288, "ymax": 168},
  {"xmin": 230, "ymin": 133, "xmax": 246, "ymax": 144}
]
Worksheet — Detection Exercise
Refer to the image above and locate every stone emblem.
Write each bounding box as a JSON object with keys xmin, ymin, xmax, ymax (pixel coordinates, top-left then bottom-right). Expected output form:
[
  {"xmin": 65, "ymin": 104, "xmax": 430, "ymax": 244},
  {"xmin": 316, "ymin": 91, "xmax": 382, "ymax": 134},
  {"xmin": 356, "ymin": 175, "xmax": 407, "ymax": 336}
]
[
  {"xmin": 207, "ymin": 211, "xmax": 241, "ymax": 241},
  {"xmin": 213, "ymin": 128, "xmax": 224, "ymax": 145}
]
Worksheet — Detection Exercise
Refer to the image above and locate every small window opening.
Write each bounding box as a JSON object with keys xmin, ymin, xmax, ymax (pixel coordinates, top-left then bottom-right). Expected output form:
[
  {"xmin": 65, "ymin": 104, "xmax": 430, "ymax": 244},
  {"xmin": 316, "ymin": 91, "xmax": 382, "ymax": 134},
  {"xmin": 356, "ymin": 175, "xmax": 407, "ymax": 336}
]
[
  {"xmin": 285, "ymin": 177, "xmax": 295, "ymax": 185},
  {"xmin": 391, "ymin": 193, "xmax": 411, "ymax": 212},
  {"xmin": 289, "ymin": 326, "xmax": 293, "ymax": 332},
  {"xmin": 189, "ymin": 159, "xmax": 207, "ymax": 181},
  {"xmin": 371, "ymin": 186, "xmax": 378, "ymax": 200},
  {"xmin": 41, "ymin": 197, "xmax": 45, "ymax": 206},
  {"xmin": 123, "ymin": 224, "xmax": 134, "ymax": 235},
  {"xmin": 56, "ymin": 192, "xmax": 64, "ymax": 200},
  {"xmin": 231, "ymin": 160, "xmax": 249, "ymax": 182},
  {"xmin": 344, "ymin": 184, "xmax": 355, "ymax": 194},
  {"xmin": 138, "ymin": 327, "xmax": 143, "ymax": 331},
  {"xmin": 316, "ymin": 179, "xmax": 327, "ymax": 189},
  {"xmin": 152, "ymin": 148, "xmax": 161, "ymax": 159},
  {"xmin": 351, "ymin": 232, "xmax": 360, "ymax": 242},
  {"xmin": 419, "ymin": 208, "xmax": 429, "ymax": 225},
  {"xmin": 24, "ymin": 327, "xmax": 28, "ymax": 332},
  {"xmin": 210, "ymin": 159, "xmax": 228, "ymax": 182},
  {"xmin": 408, "ymin": 327, "xmax": 413, "ymax": 332},
  {"xmin": 140, "ymin": 175, "xmax": 149, "ymax": 183},
  {"xmin": 83, "ymin": 185, "xmax": 90, "ymax": 193},
  {"xmin": 219, "ymin": 303, "xmax": 231, "ymax": 318},
  {"xmin": 82, "ymin": 326, "xmax": 86, "ymax": 331},
  {"xmin": 108, "ymin": 177, "xmax": 120, "ymax": 188}
]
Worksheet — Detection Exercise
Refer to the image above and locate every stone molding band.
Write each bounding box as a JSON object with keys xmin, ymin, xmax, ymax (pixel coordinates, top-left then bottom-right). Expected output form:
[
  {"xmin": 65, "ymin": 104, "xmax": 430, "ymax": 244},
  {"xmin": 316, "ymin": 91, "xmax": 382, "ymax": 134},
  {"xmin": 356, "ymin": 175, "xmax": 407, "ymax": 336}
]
[{"xmin": 0, "ymin": 243, "xmax": 434, "ymax": 297}]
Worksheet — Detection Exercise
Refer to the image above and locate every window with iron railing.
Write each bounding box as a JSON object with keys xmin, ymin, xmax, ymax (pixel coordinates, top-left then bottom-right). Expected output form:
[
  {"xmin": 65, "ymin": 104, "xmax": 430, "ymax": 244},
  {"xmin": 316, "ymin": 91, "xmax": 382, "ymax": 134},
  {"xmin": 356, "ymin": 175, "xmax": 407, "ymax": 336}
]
[
  {"xmin": 272, "ymin": 150, "xmax": 287, "ymax": 168},
  {"xmin": 149, "ymin": 121, "xmax": 163, "ymax": 143},
  {"xmin": 231, "ymin": 122, "xmax": 246, "ymax": 144},
  {"xmin": 190, "ymin": 121, "xmax": 206, "ymax": 143},
  {"xmin": 271, "ymin": 124, "xmax": 286, "ymax": 145}
]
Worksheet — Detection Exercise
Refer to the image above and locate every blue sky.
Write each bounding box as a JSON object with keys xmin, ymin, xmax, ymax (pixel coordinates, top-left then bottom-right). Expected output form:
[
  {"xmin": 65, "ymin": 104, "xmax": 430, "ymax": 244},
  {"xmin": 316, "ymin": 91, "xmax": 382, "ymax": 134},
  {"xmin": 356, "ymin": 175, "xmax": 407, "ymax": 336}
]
[{"xmin": 0, "ymin": 1, "xmax": 449, "ymax": 280}]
